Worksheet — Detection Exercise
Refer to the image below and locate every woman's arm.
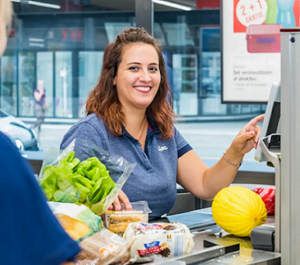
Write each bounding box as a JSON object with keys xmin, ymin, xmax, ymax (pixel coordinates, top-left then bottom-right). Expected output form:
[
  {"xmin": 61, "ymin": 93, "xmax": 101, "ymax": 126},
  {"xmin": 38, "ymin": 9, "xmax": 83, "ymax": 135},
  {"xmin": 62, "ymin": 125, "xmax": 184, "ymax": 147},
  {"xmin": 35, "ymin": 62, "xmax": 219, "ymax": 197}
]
[{"xmin": 177, "ymin": 114, "xmax": 264, "ymax": 200}]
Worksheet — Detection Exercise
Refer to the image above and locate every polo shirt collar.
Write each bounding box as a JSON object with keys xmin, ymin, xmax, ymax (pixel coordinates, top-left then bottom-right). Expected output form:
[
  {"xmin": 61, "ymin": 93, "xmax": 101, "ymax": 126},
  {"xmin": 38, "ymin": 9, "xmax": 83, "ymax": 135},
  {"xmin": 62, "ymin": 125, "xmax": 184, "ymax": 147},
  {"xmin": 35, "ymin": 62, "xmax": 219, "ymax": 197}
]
[
  {"xmin": 121, "ymin": 116, "xmax": 160, "ymax": 136},
  {"xmin": 147, "ymin": 116, "xmax": 160, "ymax": 134}
]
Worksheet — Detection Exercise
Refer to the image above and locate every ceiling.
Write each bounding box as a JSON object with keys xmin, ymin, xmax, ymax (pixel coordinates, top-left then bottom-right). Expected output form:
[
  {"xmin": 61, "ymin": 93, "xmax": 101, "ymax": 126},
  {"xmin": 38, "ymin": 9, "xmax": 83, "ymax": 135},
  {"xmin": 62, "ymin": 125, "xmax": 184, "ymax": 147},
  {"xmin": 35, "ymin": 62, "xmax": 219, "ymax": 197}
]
[
  {"xmin": 18, "ymin": 0, "xmax": 197, "ymax": 12},
  {"xmin": 89, "ymin": 0, "xmax": 196, "ymax": 11}
]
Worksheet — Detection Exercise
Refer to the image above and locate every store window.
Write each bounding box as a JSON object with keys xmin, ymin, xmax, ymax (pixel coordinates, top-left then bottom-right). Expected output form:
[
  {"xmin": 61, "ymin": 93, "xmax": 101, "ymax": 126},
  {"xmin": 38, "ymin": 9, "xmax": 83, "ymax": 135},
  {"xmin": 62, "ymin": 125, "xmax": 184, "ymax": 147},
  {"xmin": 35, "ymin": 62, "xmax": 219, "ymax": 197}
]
[
  {"xmin": 0, "ymin": 53, "xmax": 17, "ymax": 115},
  {"xmin": 37, "ymin": 52, "xmax": 54, "ymax": 117},
  {"xmin": 55, "ymin": 52, "xmax": 73, "ymax": 118},
  {"xmin": 0, "ymin": 1, "xmax": 266, "ymax": 166},
  {"xmin": 18, "ymin": 52, "xmax": 35, "ymax": 117},
  {"xmin": 78, "ymin": 51, "xmax": 104, "ymax": 117},
  {"xmin": 154, "ymin": 10, "xmax": 265, "ymax": 117}
]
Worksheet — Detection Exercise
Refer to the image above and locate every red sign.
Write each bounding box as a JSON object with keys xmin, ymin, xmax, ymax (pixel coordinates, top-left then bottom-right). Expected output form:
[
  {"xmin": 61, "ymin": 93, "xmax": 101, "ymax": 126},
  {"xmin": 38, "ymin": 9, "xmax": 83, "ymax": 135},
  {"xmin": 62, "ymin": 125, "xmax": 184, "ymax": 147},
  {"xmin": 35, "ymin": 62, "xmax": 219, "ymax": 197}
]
[
  {"xmin": 196, "ymin": 0, "xmax": 220, "ymax": 9},
  {"xmin": 234, "ymin": 0, "xmax": 299, "ymax": 33}
]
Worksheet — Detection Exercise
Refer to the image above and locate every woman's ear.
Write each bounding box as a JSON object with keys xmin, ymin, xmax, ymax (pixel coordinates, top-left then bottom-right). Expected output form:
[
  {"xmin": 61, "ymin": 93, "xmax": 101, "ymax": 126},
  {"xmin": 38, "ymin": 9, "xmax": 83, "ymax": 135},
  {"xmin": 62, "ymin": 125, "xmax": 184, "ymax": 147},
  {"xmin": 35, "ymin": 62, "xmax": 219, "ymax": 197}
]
[{"xmin": 113, "ymin": 79, "xmax": 116, "ymax": 86}]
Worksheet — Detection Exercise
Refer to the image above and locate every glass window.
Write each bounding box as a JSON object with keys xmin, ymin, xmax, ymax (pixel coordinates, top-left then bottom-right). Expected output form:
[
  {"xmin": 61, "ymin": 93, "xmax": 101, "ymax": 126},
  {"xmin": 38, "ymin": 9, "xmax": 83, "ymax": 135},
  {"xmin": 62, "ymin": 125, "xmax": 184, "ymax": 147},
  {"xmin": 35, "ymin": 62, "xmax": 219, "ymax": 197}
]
[
  {"xmin": 162, "ymin": 22, "xmax": 195, "ymax": 46},
  {"xmin": 154, "ymin": 9, "xmax": 266, "ymax": 163},
  {"xmin": 1, "ymin": 53, "xmax": 17, "ymax": 115},
  {"xmin": 37, "ymin": 52, "xmax": 54, "ymax": 117},
  {"xmin": 55, "ymin": 52, "xmax": 72, "ymax": 118},
  {"xmin": 1, "ymin": 1, "xmax": 267, "ymax": 170},
  {"xmin": 78, "ymin": 51, "xmax": 104, "ymax": 117},
  {"xmin": 173, "ymin": 54, "xmax": 198, "ymax": 115},
  {"xmin": 104, "ymin": 22, "xmax": 134, "ymax": 43},
  {"xmin": 18, "ymin": 52, "xmax": 35, "ymax": 117}
]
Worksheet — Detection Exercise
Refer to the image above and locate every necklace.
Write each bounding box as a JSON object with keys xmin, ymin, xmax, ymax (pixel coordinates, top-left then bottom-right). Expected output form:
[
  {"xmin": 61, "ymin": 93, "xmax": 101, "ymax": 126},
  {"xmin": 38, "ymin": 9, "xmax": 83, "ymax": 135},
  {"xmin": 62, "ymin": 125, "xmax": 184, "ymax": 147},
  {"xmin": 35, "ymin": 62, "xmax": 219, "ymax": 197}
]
[{"xmin": 138, "ymin": 117, "xmax": 147, "ymax": 146}]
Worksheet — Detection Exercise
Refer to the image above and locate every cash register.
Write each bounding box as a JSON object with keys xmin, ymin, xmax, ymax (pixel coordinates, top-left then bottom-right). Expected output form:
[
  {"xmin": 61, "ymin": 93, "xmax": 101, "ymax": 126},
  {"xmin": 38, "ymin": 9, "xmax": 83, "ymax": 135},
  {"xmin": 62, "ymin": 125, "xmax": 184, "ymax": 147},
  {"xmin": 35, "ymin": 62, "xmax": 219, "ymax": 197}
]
[{"xmin": 252, "ymin": 81, "xmax": 281, "ymax": 252}]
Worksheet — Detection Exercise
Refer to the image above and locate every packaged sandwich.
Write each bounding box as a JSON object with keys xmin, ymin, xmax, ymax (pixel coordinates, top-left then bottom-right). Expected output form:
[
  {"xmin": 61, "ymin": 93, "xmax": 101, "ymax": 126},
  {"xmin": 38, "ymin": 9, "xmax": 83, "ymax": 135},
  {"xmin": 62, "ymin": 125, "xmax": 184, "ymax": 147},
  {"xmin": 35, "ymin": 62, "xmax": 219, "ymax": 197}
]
[
  {"xmin": 104, "ymin": 201, "xmax": 151, "ymax": 235},
  {"xmin": 123, "ymin": 222, "xmax": 194, "ymax": 263}
]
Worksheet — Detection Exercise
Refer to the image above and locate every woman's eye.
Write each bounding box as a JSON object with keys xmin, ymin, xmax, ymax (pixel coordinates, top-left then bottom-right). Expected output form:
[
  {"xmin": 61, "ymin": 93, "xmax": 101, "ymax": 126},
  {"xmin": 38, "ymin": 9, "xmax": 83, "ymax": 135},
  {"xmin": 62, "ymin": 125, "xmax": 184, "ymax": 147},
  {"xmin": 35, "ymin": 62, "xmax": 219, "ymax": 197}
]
[
  {"xmin": 129, "ymin": 66, "xmax": 139, "ymax": 71},
  {"xmin": 149, "ymin": 67, "xmax": 158, "ymax": 72}
]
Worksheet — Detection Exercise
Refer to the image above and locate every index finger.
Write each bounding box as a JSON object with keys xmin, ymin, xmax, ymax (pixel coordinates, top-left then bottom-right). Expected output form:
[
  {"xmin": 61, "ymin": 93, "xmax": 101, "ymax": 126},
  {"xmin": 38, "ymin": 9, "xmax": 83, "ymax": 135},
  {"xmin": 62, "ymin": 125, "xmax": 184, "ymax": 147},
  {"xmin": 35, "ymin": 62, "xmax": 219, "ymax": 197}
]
[
  {"xmin": 248, "ymin": 114, "xmax": 265, "ymax": 127},
  {"xmin": 119, "ymin": 191, "xmax": 132, "ymax": 210}
]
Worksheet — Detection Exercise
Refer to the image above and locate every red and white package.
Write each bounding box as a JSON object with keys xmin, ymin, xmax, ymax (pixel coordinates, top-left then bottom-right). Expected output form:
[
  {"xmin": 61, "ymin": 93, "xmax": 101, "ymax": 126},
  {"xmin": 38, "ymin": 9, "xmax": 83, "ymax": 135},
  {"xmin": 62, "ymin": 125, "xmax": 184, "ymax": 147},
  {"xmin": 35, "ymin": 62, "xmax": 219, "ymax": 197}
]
[{"xmin": 123, "ymin": 222, "xmax": 194, "ymax": 263}]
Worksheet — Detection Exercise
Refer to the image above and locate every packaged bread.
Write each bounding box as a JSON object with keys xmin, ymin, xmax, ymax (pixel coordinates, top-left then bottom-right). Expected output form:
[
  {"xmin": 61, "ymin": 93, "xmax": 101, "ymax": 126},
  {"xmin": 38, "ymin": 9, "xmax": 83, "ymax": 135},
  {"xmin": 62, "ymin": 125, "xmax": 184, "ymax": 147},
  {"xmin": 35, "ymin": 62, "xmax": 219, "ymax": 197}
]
[
  {"xmin": 104, "ymin": 201, "xmax": 151, "ymax": 235},
  {"xmin": 123, "ymin": 222, "xmax": 194, "ymax": 263},
  {"xmin": 76, "ymin": 228, "xmax": 131, "ymax": 265}
]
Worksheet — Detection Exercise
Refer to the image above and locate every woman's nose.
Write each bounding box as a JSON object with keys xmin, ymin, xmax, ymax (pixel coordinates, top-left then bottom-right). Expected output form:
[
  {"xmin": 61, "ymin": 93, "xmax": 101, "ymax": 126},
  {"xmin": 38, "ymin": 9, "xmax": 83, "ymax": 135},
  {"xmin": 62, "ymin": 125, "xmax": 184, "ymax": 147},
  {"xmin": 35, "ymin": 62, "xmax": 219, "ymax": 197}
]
[{"xmin": 139, "ymin": 70, "xmax": 152, "ymax": 82}]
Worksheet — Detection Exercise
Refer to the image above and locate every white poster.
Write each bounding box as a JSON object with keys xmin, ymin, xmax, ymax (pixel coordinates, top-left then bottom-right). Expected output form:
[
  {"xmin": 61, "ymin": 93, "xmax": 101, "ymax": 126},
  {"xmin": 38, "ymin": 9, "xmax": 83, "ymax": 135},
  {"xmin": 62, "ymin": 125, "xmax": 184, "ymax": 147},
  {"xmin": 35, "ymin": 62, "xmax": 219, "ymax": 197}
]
[{"xmin": 222, "ymin": 0, "xmax": 299, "ymax": 103}]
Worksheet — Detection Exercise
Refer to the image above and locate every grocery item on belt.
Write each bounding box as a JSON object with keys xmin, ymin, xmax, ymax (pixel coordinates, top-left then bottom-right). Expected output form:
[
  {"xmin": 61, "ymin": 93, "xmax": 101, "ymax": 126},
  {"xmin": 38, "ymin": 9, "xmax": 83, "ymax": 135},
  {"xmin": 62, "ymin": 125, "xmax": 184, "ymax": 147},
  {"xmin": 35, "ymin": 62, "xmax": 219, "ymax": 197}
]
[
  {"xmin": 48, "ymin": 202, "xmax": 102, "ymax": 242},
  {"xmin": 123, "ymin": 222, "xmax": 194, "ymax": 263},
  {"xmin": 39, "ymin": 139, "xmax": 136, "ymax": 215},
  {"xmin": 212, "ymin": 186, "xmax": 267, "ymax": 237},
  {"xmin": 252, "ymin": 187, "xmax": 275, "ymax": 214},
  {"xmin": 40, "ymin": 151, "xmax": 115, "ymax": 209},
  {"xmin": 104, "ymin": 201, "xmax": 151, "ymax": 235},
  {"xmin": 77, "ymin": 228, "xmax": 130, "ymax": 265},
  {"xmin": 56, "ymin": 213, "xmax": 90, "ymax": 241}
]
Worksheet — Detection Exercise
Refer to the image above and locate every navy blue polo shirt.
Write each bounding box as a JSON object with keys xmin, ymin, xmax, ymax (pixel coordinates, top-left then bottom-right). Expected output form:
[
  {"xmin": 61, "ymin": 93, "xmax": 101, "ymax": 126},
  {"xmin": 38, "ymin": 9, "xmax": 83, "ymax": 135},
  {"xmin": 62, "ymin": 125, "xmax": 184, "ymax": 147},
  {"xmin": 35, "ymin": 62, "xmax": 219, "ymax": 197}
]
[
  {"xmin": 0, "ymin": 132, "xmax": 81, "ymax": 264},
  {"xmin": 61, "ymin": 113, "xmax": 192, "ymax": 218}
]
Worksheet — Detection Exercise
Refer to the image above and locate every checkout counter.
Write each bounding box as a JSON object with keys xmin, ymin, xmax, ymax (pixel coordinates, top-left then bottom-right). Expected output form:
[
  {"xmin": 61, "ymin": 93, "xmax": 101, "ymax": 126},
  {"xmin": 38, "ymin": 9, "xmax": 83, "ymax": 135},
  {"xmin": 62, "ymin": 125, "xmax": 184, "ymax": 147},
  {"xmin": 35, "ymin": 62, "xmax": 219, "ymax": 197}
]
[
  {"xmin": 23, "ymin": 105, "xmax": 279, "ymax": 265},
  {"xmin": 24, "ymin": 28, "xmax": 300, "ymax": 265},
  {"xmin": 156, "ymin": 28, "xmax": 299, "ymax": 265},
  {"xmin": 150, "ymin": 218, "xmax": 280, "ymax": 265}
]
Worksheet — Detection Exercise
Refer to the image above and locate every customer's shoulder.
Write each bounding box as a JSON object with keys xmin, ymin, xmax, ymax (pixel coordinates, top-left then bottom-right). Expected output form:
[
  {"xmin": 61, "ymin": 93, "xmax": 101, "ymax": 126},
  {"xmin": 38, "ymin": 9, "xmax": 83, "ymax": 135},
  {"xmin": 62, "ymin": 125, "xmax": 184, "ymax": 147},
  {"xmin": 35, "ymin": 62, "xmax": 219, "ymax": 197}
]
[{"xmin": 0, "ymin": 131, "xmax": 17, "ymax": 152}]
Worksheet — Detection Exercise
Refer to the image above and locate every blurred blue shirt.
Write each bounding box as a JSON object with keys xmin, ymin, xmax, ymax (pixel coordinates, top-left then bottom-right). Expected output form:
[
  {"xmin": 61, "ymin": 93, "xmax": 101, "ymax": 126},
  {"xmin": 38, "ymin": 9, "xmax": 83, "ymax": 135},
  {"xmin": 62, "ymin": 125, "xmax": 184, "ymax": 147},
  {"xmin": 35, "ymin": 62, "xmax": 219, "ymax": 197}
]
[{"xmin": 0, "ymin": 132, "xmax": 80, "ymax": 264}]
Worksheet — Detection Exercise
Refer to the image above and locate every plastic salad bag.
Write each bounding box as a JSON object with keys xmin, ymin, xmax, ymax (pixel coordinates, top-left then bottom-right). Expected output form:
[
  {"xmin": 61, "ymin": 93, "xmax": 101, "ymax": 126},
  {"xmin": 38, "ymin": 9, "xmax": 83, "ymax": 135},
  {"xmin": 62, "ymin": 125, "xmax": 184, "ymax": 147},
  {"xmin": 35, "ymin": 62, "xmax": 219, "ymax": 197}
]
[
  {"xmin": 48, "ymin": 202, "xmax": 102, "ymax": 242},
  {"xmin": 39, "ymin": 139, "xmax": 136, "ymax": 215}
]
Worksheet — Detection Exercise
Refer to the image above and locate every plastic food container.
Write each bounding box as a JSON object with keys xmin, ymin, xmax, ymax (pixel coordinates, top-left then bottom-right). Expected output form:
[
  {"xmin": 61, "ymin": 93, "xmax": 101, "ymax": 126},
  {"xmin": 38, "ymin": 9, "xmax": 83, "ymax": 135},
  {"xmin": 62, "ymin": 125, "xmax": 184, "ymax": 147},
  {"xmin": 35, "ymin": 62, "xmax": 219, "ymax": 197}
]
[
  {"xmin": 104, "ymin": 201, "xmax": 152, "ymax": 235},
  {"xmin": 246, "ymin": 24, "xmax": 281, "ymax": 53}
]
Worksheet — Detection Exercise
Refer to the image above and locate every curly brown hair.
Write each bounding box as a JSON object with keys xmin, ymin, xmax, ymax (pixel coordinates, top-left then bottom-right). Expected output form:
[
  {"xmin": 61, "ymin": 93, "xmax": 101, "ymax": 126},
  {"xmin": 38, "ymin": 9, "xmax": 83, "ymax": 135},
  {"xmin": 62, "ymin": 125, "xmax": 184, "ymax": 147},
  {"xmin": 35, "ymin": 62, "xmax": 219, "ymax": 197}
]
[{"xmin": 85, "ymin": 27, "xmax": 175, "ymax": 139}]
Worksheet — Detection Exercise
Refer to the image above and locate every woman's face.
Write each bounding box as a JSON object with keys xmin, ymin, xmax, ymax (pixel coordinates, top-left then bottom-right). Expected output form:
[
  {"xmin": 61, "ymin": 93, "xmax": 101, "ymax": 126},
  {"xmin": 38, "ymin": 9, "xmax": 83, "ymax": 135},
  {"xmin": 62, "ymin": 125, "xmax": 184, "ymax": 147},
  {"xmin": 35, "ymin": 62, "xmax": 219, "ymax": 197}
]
[
  {"xmin": 0, "ymin": 18, "xmax": 7, "ymax": 57},
  {"xmin": 38, "ymin": 80, "xmax": 44, "ymax": 90},
  {"xmin": 114, "ymin": 42, "xmax": 161, "ymax": 112}
]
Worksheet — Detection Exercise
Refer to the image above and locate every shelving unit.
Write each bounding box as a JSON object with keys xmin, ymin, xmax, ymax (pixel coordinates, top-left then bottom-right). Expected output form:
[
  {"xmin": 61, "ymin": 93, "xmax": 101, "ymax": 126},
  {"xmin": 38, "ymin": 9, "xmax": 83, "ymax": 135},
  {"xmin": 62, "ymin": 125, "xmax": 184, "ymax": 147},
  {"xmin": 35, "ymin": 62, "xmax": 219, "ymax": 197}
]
[
  {"xmin": 200, "ymin": 52, "xmax": 221, "ymax": 97},
  {"xmin": 172, "ymin": 54, "xmax": 198, "ymax": 115}
]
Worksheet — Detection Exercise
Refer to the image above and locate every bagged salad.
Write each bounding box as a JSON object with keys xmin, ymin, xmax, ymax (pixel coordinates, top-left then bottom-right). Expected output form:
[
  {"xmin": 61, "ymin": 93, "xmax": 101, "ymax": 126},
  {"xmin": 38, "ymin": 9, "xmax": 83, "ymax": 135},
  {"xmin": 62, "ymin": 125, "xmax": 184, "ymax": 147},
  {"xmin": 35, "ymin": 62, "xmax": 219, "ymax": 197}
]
[
  {"xmin": 48, "ymin": 202, "xmax": 102, "ymax": 242},
  {"xmin": 39, "ymin": 139, "xmax": 135, "ymax": 215}
]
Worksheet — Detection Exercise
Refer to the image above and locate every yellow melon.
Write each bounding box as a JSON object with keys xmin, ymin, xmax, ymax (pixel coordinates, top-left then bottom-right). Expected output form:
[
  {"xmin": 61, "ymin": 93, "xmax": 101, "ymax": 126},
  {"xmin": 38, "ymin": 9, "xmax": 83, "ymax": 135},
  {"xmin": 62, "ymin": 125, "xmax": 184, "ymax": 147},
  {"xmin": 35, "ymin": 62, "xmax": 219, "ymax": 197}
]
[{"xmin": 212, "ymin": 186, "xmax": 267, "ymax": 237}]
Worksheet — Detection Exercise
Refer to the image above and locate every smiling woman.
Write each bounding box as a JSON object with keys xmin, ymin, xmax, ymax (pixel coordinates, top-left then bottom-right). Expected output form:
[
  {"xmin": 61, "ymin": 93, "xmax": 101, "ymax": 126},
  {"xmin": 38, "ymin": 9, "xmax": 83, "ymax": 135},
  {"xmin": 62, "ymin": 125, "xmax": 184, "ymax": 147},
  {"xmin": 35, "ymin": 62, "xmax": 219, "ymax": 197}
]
[
  {"xmin": 85, "ymin": 27, "xmax": 175, "ymax": 139},
  {"xmin": 60, "ymin": 27, "xmax": 264, "ymax": 220},
  {"xmin": 61, "ymin": 28, "xmax": 180, "ymax": 218}
]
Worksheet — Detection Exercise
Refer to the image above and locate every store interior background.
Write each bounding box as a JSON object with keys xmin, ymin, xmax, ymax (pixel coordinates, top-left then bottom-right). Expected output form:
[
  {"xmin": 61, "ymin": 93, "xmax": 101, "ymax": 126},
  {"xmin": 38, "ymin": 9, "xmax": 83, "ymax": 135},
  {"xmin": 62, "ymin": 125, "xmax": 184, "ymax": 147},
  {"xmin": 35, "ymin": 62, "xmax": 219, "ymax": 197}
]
[{"xmin": 1, "ymin": 0, "xmax": 270, "ymax": 170}]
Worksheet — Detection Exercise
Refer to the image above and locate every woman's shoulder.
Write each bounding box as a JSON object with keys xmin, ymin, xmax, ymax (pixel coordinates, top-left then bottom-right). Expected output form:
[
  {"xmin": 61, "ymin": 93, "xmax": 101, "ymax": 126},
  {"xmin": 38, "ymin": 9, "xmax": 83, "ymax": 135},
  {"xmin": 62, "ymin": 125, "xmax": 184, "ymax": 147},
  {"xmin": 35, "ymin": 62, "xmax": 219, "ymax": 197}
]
[
  {"xmin": 63, "ymin": 114, "xmax": 106, "ymax": 138},
  {"xmin": 77, "ymin": 113, "xmax": 105, "ymax": 128},
  {"xmin": 60, "ymin": 113, "xmax": 108, "ymax": 150}
]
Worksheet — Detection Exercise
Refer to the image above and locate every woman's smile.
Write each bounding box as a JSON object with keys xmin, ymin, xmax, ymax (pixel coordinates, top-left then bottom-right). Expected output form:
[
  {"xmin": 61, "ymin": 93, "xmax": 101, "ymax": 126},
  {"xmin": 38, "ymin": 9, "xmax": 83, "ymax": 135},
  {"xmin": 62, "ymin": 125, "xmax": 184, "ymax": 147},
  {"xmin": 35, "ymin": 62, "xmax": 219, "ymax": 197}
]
[{"xmin": 134, "ymin": 86, "xmax": 152, "ymax": 93}]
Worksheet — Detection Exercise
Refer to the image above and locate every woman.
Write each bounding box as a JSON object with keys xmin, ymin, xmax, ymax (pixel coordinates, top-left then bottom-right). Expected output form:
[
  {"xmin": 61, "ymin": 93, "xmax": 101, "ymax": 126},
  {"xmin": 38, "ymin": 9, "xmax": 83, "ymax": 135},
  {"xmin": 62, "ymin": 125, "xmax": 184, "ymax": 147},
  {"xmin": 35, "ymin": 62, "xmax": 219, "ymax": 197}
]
[
  {"xmin": 61, "ymin": 27, "xmax": 263, "ymax": 219},
  {"xmin": 0, "ymin": 1, "xmax": 80, "ymax": 264},
  {"xmin": 32, "ymin": 79, "xmax": 47, "ymax": 134}
]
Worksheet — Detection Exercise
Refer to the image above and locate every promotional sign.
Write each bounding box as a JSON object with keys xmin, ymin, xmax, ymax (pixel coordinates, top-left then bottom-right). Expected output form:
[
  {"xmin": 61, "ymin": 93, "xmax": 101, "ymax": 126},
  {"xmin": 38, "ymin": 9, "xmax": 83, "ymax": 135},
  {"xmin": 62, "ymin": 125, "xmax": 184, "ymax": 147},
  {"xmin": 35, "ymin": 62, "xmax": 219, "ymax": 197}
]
[{"xmin": 222, "ymin": 0, "xmax": 299, "ymax": 103}]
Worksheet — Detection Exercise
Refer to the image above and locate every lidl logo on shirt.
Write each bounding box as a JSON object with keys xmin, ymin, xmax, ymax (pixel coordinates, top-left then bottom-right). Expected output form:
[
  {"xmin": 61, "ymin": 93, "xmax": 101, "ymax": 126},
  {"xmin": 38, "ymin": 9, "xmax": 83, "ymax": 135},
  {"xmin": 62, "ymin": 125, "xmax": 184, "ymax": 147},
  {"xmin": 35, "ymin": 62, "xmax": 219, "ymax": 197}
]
[{"xmin": 158, "ymin": 146, "xmax": 168, "ymax": 152}]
